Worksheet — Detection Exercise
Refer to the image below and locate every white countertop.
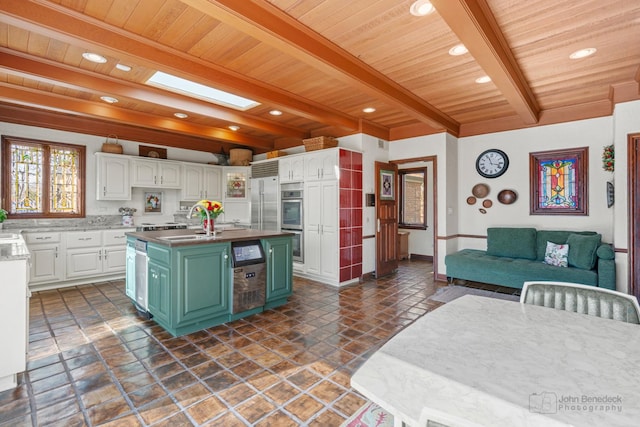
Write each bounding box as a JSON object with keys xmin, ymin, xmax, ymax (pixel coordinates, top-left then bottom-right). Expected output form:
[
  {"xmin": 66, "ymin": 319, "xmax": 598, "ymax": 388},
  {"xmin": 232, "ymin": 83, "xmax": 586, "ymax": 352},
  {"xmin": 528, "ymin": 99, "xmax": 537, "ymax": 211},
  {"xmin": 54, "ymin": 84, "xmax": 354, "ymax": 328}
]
[
  {"xmin": 0, "ymin": 233, "xmax": 30, "ymax": 261},
  {"xmin": 351, "ymin": 295, "xmax": 640, "ymax": 427}
]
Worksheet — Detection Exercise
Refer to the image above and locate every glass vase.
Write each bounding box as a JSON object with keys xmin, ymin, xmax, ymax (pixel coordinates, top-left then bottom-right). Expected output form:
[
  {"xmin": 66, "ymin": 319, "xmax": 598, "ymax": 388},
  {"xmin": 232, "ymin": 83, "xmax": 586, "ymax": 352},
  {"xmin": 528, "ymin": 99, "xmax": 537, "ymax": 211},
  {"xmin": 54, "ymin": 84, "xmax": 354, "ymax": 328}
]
[{"xmin": 203, "ymin": 218, "xmax": 214, "ymax": 233}]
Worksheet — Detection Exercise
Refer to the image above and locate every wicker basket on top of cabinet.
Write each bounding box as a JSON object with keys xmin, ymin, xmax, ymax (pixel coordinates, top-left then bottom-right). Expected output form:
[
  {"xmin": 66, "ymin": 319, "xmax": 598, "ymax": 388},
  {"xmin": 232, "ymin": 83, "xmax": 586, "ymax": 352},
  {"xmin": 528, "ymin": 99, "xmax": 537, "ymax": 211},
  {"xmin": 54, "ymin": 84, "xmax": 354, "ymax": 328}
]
[{"xmin": 303, "ymin": 136, "xmax": 338, "ymax": 151}]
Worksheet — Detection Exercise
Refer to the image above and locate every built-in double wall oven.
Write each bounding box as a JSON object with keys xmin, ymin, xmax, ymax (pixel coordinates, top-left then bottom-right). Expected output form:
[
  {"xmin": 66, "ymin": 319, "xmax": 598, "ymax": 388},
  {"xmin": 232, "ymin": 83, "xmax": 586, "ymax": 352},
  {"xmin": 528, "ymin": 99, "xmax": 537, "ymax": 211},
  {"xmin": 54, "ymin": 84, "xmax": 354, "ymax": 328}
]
[{"xmin": 281, "ymin": 183, "xmax": 303, "ymax": 263}]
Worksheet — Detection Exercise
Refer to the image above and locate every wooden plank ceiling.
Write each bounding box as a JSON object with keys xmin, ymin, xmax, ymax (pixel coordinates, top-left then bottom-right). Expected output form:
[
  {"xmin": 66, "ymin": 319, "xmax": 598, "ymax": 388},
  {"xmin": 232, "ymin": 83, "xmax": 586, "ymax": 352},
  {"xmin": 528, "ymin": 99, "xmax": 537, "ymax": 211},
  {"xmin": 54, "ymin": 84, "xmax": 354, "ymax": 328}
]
[{"xmin": 0, "ymin": 0, "xmax": 638, "ymax": 154}]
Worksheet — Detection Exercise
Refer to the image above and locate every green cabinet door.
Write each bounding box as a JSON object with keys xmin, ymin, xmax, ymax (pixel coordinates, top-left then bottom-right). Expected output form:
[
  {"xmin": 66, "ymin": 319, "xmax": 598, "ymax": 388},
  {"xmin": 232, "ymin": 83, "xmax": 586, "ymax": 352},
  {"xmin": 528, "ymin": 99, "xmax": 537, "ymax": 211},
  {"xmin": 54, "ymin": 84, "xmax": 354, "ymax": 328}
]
[
  {"xmin": 175, "ymin": 243, "xmax": 230, "ymax": 327},
  {"xmin": 148, "ymin": 259, "xmax": 171, "ymax": 325},
  {"xmin": 125, "ymin": 238, "xmax": 136, "ymax": 300},
  {"xmin": 264, "ymin": 237, "xmax": 293, "ymax": 305}
]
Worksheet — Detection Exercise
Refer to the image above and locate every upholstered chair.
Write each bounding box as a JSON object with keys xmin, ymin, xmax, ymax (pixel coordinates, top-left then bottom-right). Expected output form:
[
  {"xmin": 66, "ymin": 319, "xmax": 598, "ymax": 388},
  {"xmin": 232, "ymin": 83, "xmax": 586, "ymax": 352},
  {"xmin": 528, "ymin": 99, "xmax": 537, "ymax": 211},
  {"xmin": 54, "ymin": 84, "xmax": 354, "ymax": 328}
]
[{"xmin": 520, "ymin": 281, "xmax": 640, "ymax": 324}]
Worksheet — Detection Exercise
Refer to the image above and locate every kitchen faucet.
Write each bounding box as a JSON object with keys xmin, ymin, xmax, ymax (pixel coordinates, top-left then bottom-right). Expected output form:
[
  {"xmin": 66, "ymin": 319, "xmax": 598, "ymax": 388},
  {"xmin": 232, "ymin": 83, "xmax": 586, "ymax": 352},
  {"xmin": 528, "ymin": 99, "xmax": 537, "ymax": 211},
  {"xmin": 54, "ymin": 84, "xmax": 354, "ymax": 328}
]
[{"xmin": 187, "ymin": 201, "xmax": 213, "ymax": 237}]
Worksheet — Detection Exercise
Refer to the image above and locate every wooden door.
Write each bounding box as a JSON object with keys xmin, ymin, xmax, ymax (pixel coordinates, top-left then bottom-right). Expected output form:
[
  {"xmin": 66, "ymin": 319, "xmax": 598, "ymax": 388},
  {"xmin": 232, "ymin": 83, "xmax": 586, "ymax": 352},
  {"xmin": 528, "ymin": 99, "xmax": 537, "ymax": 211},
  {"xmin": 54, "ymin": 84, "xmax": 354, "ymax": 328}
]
[
  {"xmin": 375, "ymin": 161, "xmax": 398, "ymax": 277},
  {"xmin": 629, "ymin": 134, "xmax": 640, "ymax": 299}
]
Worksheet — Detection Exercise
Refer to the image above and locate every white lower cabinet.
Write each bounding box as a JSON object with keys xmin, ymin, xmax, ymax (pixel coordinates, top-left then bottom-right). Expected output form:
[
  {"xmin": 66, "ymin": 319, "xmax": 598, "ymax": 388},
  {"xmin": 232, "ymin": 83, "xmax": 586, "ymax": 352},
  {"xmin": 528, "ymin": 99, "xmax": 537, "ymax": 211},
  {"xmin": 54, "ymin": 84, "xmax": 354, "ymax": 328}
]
[
  {"xmin": 24, "ymin": 232, "xmax": 64, "ymax": 285},
  {"xmin": 26, "ymin": 228, "xmax": 132, "ymax": 287},
  {"xmin": 65, "ymin": 230, "xmax": 130, "ymax": 279}
]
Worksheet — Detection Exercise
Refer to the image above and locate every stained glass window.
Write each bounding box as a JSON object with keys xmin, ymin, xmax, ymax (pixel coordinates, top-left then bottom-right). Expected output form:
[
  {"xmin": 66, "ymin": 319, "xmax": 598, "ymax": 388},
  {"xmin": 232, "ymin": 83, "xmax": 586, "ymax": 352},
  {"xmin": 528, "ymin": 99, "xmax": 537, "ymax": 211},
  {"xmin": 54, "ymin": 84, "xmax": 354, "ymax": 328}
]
[
  {"xmin": 530, "ymin": 147, "xmax": 588, "ymax": 216},
  {"xmin": 2, "ymin": 136, "xmax": 85, "ymax": 218},
  {"xmin": 538, "ymin": 158, "xmax": 577, "ymax": 209}
]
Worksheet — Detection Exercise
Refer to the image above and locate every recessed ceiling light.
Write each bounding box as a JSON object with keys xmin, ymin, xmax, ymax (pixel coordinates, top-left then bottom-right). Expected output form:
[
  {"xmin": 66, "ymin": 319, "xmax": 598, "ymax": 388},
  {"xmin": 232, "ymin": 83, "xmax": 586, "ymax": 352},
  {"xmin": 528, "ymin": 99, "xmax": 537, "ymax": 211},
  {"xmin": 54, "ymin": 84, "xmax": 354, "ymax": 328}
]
[
  {"xmin": 448, "ymin": 44, "xmax": 468, "ymax": 56},
  {"xmin": 269, "ymin": 110, "xmax": 283, "ymax": 116},
  {"xmin": 228, "ymin": 125, "xmax": 240, "ymax": 131},
  {"xmin": 569, "ymin": 48, "xmax": 597, "ymax": 59},
  {"xmin": 82, "ymin": 52, "xmax": 107, "ymax": 64},
  {"xmin": 410, "ymin": 0, "xmax": 435, "ymax": 16},
  {"xmin": 362, "ymin": 107, "xmax": 376, "ymax": 113},
  {"xmin": 146, "ymin": 71, "xmax": 260, "ymax": 111},
  {"xmin": 475, "ymin": 76, "xmax": 492, "ymax": 84},
  {"xmin": 174, "ymin": 112, "xmax": 188, "ymax": 119},
  {"xmin": 100, "ymin": 96, "xmax": 118, "ymax": 104},
  {"xmin": 115, "ymin": 63, "xmax": 132, "ymax": 72}
]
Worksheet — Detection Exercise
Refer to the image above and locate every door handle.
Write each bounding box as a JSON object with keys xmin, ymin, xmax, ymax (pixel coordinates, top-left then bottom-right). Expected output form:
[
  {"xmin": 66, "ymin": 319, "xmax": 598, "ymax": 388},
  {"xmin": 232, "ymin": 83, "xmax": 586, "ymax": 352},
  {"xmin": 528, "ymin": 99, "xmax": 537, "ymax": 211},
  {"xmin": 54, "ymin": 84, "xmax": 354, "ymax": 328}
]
[{"xmin": 377, "ymin": 218, "xmax": 381, "ymax": 233}]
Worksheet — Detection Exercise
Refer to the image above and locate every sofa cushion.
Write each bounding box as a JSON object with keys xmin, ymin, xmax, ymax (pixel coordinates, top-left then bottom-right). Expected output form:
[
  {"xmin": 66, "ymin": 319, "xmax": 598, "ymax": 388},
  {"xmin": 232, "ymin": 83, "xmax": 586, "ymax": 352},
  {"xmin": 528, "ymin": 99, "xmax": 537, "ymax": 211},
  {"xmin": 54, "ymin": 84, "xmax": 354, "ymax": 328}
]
[
  {"xmin": 543, "ymin": 242, "xmax": 569, "ymax": 267},
  {"xmin": 567, "ymin": 233, "xmax": 602, "ymax": 270},
  {"xmin": 487, "ymin": 227, "xmax": 537, "ymax": 260},
  {"xmin": 445, "ymin": 249, "xmax": 598, "ymax": 288},
  {"xmin": 535, "ymin": 230, "xmax": 597, "ymax": 261}
]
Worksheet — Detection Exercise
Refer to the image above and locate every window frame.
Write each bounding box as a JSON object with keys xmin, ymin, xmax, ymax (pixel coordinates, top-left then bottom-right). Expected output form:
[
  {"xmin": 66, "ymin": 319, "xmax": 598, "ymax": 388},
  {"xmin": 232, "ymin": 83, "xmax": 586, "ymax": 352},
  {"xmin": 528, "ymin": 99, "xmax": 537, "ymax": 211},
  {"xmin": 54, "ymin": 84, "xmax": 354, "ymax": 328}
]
[
  {"xmin": 398, "ymin": 167, "xmax": 428, "ymax": 230},
  {"xmin": 1, "ymin": 135, "xmax": 86, "ymax": 219}
]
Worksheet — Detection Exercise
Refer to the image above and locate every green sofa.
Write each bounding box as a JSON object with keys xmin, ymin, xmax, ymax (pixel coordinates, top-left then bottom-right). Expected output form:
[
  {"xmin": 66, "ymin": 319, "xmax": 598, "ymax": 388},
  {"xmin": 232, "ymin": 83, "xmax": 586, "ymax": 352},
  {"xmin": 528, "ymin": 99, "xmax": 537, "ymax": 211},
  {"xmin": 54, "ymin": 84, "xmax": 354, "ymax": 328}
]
[{"xmin": 444, "ymin": 227, "xmax": 616, "ymax": 290}]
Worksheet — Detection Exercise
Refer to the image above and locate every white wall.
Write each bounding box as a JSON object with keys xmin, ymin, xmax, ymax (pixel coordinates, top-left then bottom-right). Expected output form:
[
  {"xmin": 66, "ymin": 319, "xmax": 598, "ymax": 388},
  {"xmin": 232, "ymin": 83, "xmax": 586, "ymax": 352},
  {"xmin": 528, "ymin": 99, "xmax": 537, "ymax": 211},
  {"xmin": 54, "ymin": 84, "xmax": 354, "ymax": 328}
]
[
  {"xmin": 0, "ymin": 122, "xmax": 232, "ymax": 225},
  {"xmin": 457, "ymin": 116, "xmax": 615, "ymax": 242}
]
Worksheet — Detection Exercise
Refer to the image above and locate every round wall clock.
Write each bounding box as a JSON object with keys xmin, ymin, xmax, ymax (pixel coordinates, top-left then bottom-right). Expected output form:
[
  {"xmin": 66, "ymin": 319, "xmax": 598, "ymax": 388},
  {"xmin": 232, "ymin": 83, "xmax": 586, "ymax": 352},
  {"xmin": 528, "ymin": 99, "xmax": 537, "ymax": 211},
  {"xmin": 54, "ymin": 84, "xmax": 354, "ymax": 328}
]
[{"xmin": 476, "ymin": 149, "xmax": 509, "ymax": 178}]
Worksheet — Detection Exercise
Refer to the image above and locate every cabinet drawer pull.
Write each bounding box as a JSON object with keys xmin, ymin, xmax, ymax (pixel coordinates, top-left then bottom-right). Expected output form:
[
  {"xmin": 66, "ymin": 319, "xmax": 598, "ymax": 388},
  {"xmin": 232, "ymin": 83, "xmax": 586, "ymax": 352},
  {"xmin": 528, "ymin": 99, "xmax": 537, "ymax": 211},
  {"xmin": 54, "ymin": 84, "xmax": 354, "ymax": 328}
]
[
  {"xmin": 113, "ymin": 235, "xmax": 125, "ymax": 239},
  {"xmin": 35, "ymin": 236, "xmax": 52, "ymax": 240},
  {"xmin": 78, "ymin": 237, "xmax": 93, "ymax": 241}
]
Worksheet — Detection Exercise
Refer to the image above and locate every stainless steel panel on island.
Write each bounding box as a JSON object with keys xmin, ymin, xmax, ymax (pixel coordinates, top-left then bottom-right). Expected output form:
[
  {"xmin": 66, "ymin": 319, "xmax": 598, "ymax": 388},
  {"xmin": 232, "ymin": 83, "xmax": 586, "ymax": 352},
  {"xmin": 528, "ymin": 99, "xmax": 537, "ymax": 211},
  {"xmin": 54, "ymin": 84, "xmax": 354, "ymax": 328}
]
[{"xmin": 125, "ymin": 229, "xmax": 293, "ymax": 336}]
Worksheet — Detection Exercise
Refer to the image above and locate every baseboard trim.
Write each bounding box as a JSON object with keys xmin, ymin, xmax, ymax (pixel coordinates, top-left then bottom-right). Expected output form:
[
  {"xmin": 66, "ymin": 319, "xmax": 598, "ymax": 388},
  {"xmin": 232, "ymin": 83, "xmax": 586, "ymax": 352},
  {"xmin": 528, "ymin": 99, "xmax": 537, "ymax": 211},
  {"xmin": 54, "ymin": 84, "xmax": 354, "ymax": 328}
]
[{"xmin": 408, "ymin": 254, "xmax": 433, "ymax": 262}]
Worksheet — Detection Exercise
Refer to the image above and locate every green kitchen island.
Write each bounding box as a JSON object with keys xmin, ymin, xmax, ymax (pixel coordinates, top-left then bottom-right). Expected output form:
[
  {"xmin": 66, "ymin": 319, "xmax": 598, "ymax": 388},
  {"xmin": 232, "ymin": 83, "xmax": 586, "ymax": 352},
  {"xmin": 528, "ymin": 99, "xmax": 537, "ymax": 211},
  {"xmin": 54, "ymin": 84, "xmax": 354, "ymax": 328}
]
[{"xmin": 125, "ymin": 229, "xmax": 293, "ymax": 337}]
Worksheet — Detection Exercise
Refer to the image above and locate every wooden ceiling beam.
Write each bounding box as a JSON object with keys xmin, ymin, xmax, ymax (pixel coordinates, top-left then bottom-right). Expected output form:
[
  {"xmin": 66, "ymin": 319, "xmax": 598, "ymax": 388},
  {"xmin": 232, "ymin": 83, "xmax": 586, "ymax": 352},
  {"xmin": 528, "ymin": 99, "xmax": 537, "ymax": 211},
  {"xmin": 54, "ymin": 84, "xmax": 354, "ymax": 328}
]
[
  {"xmin": 0, "ymin": 102, "xmax": 242, "ymax": 154},
  {"xmin": 0, "ymin": 83, "xmax": 274, "ymax": 149},
  {"xmin": 431, "ymin": 0, "xmax": 539, "ymax": 124},
  {"xmin": 0, "ymin": 0, "xmax": 358, "ymax": 131},
  {"xmin": 0, "ymin": 49, "xmax": 307, "ymax": 139},
  {"xmin": 179, "ymin": 0, "xmax": 460, "ymax": 136}
]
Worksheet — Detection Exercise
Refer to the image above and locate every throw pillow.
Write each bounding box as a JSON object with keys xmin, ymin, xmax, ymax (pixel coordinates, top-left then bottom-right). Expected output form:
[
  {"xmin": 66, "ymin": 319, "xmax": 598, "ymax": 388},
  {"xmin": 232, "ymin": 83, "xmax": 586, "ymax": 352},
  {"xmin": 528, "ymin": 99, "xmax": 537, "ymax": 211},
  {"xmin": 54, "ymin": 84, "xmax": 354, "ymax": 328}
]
[
  {"xmin": 567, "ymin": 233, "xmax": 602, "ymax": 270},
  {"xmin": 487, "ymin": 227, "xmax": 537, "ymax": 260},
  {"xmin": 544, "ymin": 241, "xmax": 569, "ymax": 267}
]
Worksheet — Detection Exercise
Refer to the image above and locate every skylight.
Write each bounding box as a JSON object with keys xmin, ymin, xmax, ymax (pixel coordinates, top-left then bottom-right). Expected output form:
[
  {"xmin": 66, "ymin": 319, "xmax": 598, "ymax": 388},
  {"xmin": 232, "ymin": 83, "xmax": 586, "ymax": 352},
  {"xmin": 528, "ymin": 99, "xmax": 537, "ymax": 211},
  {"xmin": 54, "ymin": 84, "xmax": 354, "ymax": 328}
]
[{"xmin": 146, "ymin": 71, "xmax": 260, "ymax": 110}]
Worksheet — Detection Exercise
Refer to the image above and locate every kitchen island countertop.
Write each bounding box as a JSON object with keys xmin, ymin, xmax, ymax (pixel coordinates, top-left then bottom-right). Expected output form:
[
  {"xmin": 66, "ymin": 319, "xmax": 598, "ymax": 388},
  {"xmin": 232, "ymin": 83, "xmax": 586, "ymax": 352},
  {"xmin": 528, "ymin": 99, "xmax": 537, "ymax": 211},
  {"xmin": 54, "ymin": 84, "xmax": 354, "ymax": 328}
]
[{"xmin": 126, "ymin": 228, "xmax": 293, "ymax": 246}]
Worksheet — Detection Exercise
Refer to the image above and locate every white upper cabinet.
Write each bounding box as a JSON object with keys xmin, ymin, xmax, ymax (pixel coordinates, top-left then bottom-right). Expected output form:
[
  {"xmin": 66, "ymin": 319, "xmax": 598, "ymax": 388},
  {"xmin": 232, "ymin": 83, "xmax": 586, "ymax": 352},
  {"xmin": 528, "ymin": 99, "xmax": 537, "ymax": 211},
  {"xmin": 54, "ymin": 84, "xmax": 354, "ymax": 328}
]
[
  {"xmin": 279, "ymin": 156, "xmax": 305, "ymax": 183},
  {"xmin": 181, "ymin": 164, "xmax": 222, "ymax": 201},
  {"xmin": 131, "ymin": 158, "xmax": 182, "ymax": 188},
  {"xmin": 304, "ymin": 149, "xmax": 338, "ymax": 181},
  {"xmin": 96, "ymin": 153, "xmax": 131, "ymax": 200}
]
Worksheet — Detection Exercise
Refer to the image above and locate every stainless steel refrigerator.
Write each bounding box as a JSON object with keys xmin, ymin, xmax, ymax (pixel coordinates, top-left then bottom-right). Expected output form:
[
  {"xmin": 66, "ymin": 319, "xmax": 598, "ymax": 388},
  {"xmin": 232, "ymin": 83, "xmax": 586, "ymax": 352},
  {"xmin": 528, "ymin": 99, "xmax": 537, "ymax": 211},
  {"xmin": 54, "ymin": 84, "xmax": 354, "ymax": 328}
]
[{"xmin": 250, "ymin": 176, "xmax": 280, "ymax": 231}]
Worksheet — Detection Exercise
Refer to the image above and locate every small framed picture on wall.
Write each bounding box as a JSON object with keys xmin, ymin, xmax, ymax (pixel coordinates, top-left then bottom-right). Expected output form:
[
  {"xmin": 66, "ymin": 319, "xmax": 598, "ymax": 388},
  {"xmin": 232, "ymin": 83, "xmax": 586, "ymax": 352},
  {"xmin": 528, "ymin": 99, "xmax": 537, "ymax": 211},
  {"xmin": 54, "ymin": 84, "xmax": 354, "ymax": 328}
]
[
  {"xmin": 380, "ymin": 169, "xmax": 395, "ymax": 200},
  {"xmin": 144, "ymin": 192, "xmax": 163, "ymax": 214}
]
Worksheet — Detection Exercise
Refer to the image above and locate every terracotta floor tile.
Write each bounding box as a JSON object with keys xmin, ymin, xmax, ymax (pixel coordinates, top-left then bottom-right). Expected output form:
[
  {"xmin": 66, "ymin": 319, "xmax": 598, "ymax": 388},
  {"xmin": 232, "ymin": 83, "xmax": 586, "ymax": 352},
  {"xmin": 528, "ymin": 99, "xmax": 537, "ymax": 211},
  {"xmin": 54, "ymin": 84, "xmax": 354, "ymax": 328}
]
[
  {"xmin": 235, "ymin": 395, "xmax": 277, "ymax": 424},
  {"xmin": 308, "ymin": 408, "xmax": 347, "ymax": 427},
  {"xmin": 173, "ymin": 383, "xmax": 211, "ymax": 408},
  {"xmin": 127, "ymin": 383, "xmax": 168, "ymax": 408},
  {"xmin": 263, "ymin": 381, "xmax": 300, "ymax": 406},
  {"xmin": 286, "ymin": 369, "xmax": 322, "ymax": 391},
  {"xmin": 284, "ymin": 394, "xmax": 324, "ymax": 422},
  {"xmin": 138, "ymin": 395, "xmax": 180, "ymax": 425},
  {"xmin": 218, "ymin": 382, "xmax": 255, "ymax": 407},
  {"xmin": 200, "ymin": 411, "xmax": 246, "ymax": 427},
  {"xmin": 309, "ymin": 380, "xmax": 346, "ymax": 404},
  {"xmin": 42, "ymin": 411, "xmax": 86, "ymax": 427},
  {"xmin": 255, "ymin": 409, "xmax": 300, "ymax": 427},
  {"xmin": 35, "ymin": 398, "xmax": 81, "ymax": 426},
  {"xmin": 186, "ymin": 395, "xmax": 227, "ymax": 425},
  {"xmin": 0, "ymin": 260, "xmax": 440, "ymax": 426},
  {"xmin": 33, "ymin": 383, "xmax": 73, "ymax": 410}
]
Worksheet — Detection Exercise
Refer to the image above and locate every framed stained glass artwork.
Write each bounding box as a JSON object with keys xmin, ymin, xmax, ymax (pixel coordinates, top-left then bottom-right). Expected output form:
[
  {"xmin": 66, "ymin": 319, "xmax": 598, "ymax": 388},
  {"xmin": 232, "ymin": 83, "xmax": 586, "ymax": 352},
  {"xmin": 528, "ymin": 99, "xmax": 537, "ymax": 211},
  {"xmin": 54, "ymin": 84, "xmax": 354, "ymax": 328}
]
[
  {"xmin": 380, "ymin": 170, "xmax": 395, "ymax": 200},
  {"xmin": 529, "ymin": 147, "xmax": 588, "ymax": 215}
]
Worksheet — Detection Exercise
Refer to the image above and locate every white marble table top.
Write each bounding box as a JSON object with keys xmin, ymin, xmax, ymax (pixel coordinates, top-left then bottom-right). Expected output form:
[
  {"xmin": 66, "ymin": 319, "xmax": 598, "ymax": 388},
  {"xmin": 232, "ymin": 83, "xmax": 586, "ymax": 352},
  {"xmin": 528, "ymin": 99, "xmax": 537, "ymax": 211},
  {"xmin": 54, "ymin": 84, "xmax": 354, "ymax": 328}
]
[
  {"xmin": 351, "ymin": 295, "xmax": 640, "ymax": 427},
  {"xmin": 0, "ymin": 233, "xmax": 30, "ymax": 261}
]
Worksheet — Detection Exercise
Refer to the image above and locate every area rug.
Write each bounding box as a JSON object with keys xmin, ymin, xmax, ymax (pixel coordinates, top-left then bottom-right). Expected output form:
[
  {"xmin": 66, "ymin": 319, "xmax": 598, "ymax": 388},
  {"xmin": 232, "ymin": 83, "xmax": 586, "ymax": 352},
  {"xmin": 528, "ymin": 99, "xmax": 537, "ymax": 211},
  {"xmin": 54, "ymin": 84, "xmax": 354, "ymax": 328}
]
[
  {"xmin": 429, "ymin": 285, "xmax": 520, "ymax": 304},
  {"xmin": 341, "ymin": 401, "xmax": 394, "ymax": 427}
]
